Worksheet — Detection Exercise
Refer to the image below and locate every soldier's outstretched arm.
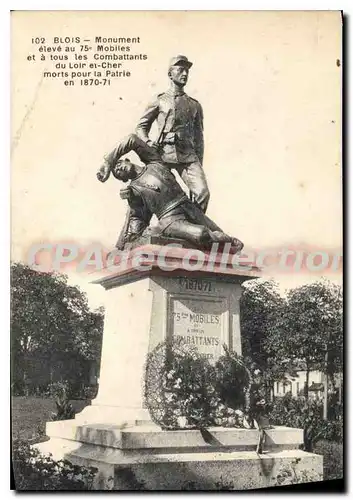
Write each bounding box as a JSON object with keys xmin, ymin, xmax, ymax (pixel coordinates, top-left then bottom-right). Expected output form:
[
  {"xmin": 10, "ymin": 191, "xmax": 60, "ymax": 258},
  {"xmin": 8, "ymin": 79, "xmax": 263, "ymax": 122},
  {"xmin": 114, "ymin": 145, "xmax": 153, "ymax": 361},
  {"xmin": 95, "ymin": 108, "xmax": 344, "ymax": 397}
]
[
  {"xmin": 98, "ymin": 134, "xmax": 161, "ymax": 183},
  {"xmin": 97, "ymin": 134, "xmax": 144, "ymax": 182},
  {"xmin": 135, "ymin": 97, "xmax": 160, "ymax": 143},
  {"xmin": 127, "ymin": 134, "xmax": 162, "ymax": 164},
  {"xmin": 103, "ymin": 134, "xmax": 141, "ymax": 167}
]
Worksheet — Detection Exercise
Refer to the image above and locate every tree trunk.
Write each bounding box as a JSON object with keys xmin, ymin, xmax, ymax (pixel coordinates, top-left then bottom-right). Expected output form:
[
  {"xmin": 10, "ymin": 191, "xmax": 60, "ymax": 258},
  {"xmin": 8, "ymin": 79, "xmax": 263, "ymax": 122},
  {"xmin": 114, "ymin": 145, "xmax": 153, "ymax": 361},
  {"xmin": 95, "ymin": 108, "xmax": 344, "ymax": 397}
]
[
  {"xmin": 328, "ymin": 372, "xmax": 335, "ymax": 392},
  {"xmin": 265, "ymin": 380, "xmax": 272, "ymax": 403},
  {"xmin": 338, "ymin": 375, "xmax": 342, "ymax": 404},
  {"xmin": 304, "ymin": 367, "xmax": 310, "ymax": 402},
  {"xmin": 49, "ymin": 359, "xmax": 53, "ymax": 383},
  {"xmin": 323, "ymin": 350, "xmax": 328, "ymax": 420},
  {"xmin": 23, "ymin": 361, "xmax": 28, "ymax": 397}
]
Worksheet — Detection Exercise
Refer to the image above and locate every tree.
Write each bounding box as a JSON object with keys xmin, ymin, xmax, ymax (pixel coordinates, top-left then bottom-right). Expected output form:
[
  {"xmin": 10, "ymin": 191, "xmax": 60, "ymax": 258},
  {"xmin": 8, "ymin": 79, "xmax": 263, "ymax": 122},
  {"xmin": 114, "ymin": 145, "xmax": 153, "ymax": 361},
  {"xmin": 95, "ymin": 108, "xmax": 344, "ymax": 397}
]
[
  {"xmin": 75, "ymin": 306, "xmax": 105, "ymax": 362},
  {"xmin": 240, "ymin": 278, "xmax": 286, "ymax": 398},
  {"xmin": 264, "ymin": 279, "xmax": 343, "ymax": 402},
  {"xmin": 11, "ymin": 262, "xmax": 104, "ymax": 393}
]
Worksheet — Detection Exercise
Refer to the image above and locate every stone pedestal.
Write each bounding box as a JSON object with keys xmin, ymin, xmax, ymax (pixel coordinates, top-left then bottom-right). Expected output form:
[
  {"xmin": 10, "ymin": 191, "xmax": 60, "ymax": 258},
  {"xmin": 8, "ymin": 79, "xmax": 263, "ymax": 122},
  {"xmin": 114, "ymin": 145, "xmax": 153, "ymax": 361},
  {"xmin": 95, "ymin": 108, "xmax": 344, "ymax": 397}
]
[
  {"xmin": 34, "ymin": 243, "xmax": 323, "ymax": 489},
  {"xmin": 76, "ymin": 243, "xmax": 259, "ymax": 426},
  {"xmin": 75, "ymin": 278, "xmax": 153, "ymax": 425}
]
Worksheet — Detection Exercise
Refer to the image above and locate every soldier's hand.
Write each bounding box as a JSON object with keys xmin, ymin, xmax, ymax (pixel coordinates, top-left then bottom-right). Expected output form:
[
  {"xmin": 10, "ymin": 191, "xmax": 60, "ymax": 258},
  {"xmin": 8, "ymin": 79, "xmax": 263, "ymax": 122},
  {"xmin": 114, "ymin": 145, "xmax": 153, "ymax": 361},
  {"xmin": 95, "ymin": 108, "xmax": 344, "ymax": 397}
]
[{"xmin": 97, "ymin": 162, "xmax": 111, "ymax": 183}]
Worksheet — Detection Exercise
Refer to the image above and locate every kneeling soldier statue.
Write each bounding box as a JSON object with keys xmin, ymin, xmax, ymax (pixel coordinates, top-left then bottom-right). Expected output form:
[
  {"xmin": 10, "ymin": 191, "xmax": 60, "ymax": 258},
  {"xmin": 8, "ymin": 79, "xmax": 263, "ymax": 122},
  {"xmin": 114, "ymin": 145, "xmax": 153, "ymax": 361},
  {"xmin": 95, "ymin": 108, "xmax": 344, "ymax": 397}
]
[{"xmin": 97, "ymin": 134, "xmax": 243, "ymax": 252}]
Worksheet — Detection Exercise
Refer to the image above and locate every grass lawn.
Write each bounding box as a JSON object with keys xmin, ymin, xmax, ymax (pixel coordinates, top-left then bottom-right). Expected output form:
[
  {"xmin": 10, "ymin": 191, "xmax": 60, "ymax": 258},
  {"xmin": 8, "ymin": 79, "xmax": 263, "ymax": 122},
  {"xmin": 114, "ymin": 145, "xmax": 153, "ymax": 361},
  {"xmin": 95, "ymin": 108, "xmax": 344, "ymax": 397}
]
[{"xmin": 12, "ymin": 396, "xmax": 90, "ymax": 443}]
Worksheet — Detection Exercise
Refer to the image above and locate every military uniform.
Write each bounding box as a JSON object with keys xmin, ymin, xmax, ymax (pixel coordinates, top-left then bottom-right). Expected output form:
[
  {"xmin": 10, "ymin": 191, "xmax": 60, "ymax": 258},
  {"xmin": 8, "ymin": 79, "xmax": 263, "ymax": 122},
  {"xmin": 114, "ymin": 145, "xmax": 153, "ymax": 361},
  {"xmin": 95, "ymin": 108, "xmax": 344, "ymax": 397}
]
[
  {"xmin": 101, "ymin": 134, "xmax": 242, "ymax": 252},
  {"xmin": 136, "ymin": 88, "xmax": 210, "ymax": 212}
]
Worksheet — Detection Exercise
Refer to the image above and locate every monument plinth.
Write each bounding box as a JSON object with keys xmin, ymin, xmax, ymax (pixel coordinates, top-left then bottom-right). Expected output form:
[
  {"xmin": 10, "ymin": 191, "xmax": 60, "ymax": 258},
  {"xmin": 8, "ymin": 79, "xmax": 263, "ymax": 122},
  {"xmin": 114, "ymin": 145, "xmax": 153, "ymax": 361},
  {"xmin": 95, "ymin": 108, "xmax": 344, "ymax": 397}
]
[
  {"xmin": 77, "ymin": 242, "xmax": 260, "ymax": 425},
  {"xmin": 35, "ymin": 245, "xmax": 323, "ymax": 490}
]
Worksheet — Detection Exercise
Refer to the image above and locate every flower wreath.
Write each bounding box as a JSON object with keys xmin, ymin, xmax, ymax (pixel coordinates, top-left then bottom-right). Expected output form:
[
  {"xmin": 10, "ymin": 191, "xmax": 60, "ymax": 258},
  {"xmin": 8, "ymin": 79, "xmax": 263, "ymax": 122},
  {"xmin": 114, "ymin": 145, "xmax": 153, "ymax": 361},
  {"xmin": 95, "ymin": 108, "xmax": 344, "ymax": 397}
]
[{"xmin": 144, "ymin": 340, "xmax": 255, "ymax": 430}]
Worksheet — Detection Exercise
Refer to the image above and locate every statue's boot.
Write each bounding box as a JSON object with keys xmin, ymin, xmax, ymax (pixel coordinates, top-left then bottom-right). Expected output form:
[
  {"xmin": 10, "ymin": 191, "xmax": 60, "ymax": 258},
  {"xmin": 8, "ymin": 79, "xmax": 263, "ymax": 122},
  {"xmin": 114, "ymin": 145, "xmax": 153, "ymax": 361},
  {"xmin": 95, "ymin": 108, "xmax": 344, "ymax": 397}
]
[{"xmin": 210, "ymin": 231, "xmax": 244, "ymax": 253}]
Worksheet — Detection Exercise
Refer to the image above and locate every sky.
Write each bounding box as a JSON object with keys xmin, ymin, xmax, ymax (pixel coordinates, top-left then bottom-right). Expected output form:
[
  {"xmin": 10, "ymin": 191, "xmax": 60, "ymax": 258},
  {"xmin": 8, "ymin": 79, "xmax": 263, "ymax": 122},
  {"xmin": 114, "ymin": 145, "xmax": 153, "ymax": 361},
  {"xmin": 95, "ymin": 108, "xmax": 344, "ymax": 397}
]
[{"xmin": 11, "ymin": 11, "xmax": 342, "ymax": 308}]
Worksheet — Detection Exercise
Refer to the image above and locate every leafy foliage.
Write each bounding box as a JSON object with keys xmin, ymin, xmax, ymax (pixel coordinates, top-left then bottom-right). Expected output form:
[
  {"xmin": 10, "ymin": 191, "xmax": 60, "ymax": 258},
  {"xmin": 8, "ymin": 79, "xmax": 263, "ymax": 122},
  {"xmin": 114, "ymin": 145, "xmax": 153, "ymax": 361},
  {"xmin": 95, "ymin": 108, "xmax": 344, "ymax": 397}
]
[
  {"xmin": 241, "ymin": 279, "xmax": 284, "ymax": 367},
  {"xmin": 82, "ymin": 384, "xmax": 99, "ymax": 400},
  {"xmin": 241, "ymin": 278, "xmax": 343, "ymax": 403},
  {"xmin": 313, "ymin": 440, "xmax": 343, "ymax": 481},
  {"xmin": 267, "ymin": 394, "xmax": 343, "ymax": 451},
  {"xmin": 12, "ymin": 440, "xmax": 97, "ymax": 490},
  {"xmin": 264, "ymin": 279, "xmax": 343, "ymax": 397},
  {"xmin": 48, "ymin": 381, "xmax": 76, "ymax": 421},
  {"xmin": 11, "ymin": 263, "xmax": 104, "ymax": 394},
  {"xmin": 240, "ymin": 279, "xmax": 287, "ymax": 393}
]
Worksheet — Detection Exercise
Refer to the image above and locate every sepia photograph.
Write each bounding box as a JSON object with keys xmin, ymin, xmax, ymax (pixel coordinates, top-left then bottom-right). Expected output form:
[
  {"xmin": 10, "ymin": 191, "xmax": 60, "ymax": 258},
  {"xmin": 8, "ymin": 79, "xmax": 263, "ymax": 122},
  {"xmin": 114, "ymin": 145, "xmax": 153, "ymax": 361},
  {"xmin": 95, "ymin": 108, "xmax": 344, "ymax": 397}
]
[{"xmin": 10, "ymin": 9, "xmax": 343, "ymax": 491}]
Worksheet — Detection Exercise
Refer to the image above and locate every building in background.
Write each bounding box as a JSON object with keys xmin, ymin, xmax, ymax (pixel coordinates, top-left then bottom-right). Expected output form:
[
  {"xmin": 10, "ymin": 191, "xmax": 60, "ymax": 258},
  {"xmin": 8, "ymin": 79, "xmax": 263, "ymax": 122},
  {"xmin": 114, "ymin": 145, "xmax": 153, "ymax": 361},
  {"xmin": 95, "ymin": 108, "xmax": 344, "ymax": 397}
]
[{"xmin": 273, "ymin": 371, "xmax": 343, "ymax": 401}]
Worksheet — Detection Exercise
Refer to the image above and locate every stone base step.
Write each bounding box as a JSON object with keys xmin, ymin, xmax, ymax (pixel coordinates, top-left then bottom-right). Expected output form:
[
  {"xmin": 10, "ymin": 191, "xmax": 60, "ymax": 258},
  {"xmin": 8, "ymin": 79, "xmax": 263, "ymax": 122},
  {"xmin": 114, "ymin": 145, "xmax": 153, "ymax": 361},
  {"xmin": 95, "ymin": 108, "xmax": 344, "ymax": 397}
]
[
  {"xmin": 45, "ymin": 420, "xmax": 303, "ymax": 451},
  {"xmin": 32, "ymin": 420, "xmax": 323, "ymax": 490},
  {"xmin": 34, "ymin": 438, "xmax": 323, "ymax": 490}
]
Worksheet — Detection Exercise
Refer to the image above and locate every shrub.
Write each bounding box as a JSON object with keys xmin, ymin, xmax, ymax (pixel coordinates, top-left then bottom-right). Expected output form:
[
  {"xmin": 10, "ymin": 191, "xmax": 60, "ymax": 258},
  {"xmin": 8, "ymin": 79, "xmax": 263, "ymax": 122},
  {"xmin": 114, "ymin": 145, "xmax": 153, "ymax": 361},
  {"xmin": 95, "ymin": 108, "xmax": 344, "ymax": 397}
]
[
  {"xmin": 12, "ymin": 440, "xmax": 97, "ymax": 490},
  {"xmin": 48, "ymin": 381, "xmax": 75, "ymax": 421},
  {"xmin": 313, "ymin": 440, "xmax": 343, "ymax": 481},
  {"xmin": 320, "ymin": 419, "xmax": 343, "ymax": 443},
  {"xmin": 267, "ymin": 394, "xmax": 343, "ymax": 451},
  {"xmin": 82, "ymin": 384, "xmax": 99, "ymax": 400}
]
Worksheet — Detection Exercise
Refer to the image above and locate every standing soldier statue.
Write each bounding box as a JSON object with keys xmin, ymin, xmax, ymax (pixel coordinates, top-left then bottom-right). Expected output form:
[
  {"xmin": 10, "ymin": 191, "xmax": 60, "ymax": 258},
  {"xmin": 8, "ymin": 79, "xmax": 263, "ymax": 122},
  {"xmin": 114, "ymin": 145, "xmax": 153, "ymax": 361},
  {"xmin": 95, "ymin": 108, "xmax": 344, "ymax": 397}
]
[{"xmin": 136, "ymin": 55, "xmax": 210, "ymax": 213}]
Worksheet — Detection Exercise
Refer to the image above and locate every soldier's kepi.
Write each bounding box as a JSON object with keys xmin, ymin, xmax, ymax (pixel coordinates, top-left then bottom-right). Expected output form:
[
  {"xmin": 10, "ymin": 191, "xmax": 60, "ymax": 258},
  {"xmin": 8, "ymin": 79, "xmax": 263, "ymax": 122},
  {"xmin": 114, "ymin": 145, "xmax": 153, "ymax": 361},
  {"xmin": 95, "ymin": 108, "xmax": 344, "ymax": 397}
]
[
  {"xmin": 97, "ymin": 134, "xmax": 243, "ymax": 252},
  {"xmin": 135, "ymin": 55, "xmax": 210, "ymax": 213}
]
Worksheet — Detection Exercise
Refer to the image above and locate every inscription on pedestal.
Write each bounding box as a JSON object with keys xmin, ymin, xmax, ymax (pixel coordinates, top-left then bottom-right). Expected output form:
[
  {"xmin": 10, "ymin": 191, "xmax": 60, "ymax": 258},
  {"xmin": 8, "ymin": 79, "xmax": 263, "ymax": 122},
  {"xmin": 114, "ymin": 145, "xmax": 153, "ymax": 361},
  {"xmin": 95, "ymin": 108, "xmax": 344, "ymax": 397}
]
[
  {"xmin": 178, "ymin": 277, "xmax": 214, "ymax": 293},
  {"xmin": 168, "ymin": 281, "xmax": 228, "ymax": 362}
]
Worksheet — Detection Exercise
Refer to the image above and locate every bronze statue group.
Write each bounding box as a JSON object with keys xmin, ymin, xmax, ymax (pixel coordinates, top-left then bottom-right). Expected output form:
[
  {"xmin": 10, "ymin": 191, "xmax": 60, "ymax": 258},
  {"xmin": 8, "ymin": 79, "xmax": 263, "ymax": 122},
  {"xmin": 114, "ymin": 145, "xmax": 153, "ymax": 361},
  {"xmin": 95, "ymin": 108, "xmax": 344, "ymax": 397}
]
[{"xmin": 97, "ymin": 55, "xmax": 243, "ymax": 253}]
